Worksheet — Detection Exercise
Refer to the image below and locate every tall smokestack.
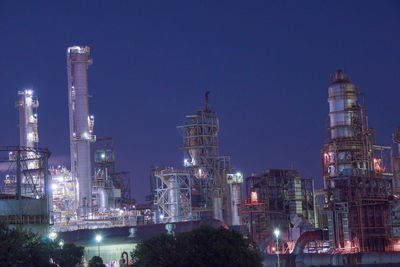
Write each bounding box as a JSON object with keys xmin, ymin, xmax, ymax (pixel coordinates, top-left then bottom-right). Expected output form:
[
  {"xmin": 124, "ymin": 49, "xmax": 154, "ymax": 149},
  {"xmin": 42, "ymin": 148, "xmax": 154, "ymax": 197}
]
[{"xmin": 67, "ymin": 46, "xmax": 96, "ymax": 216}]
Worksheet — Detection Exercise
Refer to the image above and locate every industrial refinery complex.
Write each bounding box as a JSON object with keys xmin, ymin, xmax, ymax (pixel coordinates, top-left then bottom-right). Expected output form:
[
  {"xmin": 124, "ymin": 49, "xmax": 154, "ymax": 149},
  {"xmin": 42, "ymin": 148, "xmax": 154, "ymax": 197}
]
[{"xmin": 1, "ymin": 46, "xmax": 400, "ymax": 266}]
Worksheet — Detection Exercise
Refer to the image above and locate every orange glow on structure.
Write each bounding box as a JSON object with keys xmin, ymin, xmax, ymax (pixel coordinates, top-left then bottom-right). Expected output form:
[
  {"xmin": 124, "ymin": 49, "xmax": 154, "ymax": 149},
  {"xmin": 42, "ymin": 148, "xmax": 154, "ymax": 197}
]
[
  {"xmin": 374, "ymin": 158, "xmax": 386, "ymax": 173},
  {"xmin": 394, "ymin": 240, "xmax": 400, "ymax": 251},
  {"xmin": 251, "ymin": 191, "xmax": 258, "ymax": 203}
]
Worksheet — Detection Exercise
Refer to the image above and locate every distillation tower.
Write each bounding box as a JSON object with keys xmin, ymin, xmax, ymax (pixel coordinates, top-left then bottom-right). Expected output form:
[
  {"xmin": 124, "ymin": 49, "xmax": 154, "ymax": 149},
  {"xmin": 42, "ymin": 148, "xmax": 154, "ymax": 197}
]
[
  {"xmin": 14, "ymin": 89, "xmax": 44, "ymax": 197},
  {"xmin": 177, "ymin": 92, "xmax": 242, "ymax": 225},
  {"xmin": 322, "ymin": 70, "xmax": 393, "ymax": 252},
  {"xmin": 0, "ymin": 90, "xmax": 51, "ymax": 234},
  {"xmin": 15, "ymin": 90, "xmax": 77, "ymax": 226},
  {"xmin": 17, "ymin": 90, "xmax": 39, "ymax": 170},
  {"xmin": 67, "ymin": 46, "xmax": 96, "ymax": 216}
]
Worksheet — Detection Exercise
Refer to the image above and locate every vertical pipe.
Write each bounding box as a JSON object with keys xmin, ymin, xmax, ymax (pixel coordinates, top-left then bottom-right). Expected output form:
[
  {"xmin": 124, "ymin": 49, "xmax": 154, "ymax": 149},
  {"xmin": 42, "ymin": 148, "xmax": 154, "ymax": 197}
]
[
  {"xmin": 16, "ymin": 150, "xmax": 21, "ymax": 200},
  {"xmin": 167, "ymin": 174, "xmax": 178, "ymax": 222},
  {"xmin": 16, "ymin": 150, "xmax": 22, "ymax": 224},
  {"xmin": 43, "ymin": 152, "xmax": 51, "ymax": 223},
  {"xmin": 18, "ymin": 93, "xmax": 27, "ymax": 148},
  {"xmin": 212, "ymin": 196, "xmax": 223, "ymax": 221},
  {"xmin": 230, "ymin": 183, "xmax": 241, "ymax": 226},
  {"xmin": 312, "ymin": 179, "xmax": 318, "ymax": 228}
]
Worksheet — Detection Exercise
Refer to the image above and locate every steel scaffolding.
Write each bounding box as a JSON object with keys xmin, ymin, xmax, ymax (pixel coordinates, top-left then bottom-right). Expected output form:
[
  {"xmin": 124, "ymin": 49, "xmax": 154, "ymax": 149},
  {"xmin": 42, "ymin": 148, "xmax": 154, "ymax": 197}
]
[
  {"xmin": 177, "ymin": 92, "xmax": 220, "ymax": 213},
  {"xmin": 239, "ymin": 169, "xmax": 316, "ymax": 244},
  {"xmin": 176, "ymin": 92, "xmax": 242, "ymax": 224},
  {"xmin": 0, "ymin": 146, "xmax": 51, "ymax": 227},
  {"xmin": 154, "ymin": 169, "xmax": 192, "ymax": 223}
]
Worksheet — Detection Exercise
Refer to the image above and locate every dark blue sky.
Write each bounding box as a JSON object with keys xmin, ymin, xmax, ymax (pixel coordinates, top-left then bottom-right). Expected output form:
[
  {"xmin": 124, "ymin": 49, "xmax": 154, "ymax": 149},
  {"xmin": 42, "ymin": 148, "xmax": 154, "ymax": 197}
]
[{"xmin": 1, "ymin": 1, "xmax": 399, "ymax": 202}]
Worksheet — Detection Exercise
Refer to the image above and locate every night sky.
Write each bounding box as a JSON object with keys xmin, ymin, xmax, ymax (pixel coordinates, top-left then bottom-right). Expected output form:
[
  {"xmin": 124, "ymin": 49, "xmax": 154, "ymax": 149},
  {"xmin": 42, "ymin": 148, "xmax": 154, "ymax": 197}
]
[{"xmin": 1, "ymin": 1, "xmax": 399, "ymax": 202}]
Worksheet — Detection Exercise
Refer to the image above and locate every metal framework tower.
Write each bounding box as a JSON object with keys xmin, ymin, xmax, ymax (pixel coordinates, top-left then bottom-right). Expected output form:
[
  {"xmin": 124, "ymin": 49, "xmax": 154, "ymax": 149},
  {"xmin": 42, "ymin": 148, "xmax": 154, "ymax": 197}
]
[
  {"xmin": 67, "ymin": 46, "xmax": 96, "ymax": 216},
  {"xmin": 239, "ymin": 170, "xmax": 316, "ymax": 244},
  {"xmin": 154, "ymin": 169, "xmax": 192, "ymax": 223},
  {"xmin": 112, "ymin": 171, "xmax": 131, "ymax": 204},
  {"xmin": 50, "ymin": 166, "xmax": 77, "ymax": 225},
  {"xmin": 0, "ymin": 146, "xmax": 51, "ymax": 234},
  {"xmin": 392, "ymin": 127, "xmax": 400, "ymax": 194},
  {"xmin": 94, "ymin": 137, "xmax": 132, "ymax": 209},
  {"xmin": 93, "ymin": 137, "xmax": 115, "ymax": 211},
  {"xmin": 177, "ymin": 92, "xmax": 221, "ymax": 219},
  {"xmin": 322, "ymin": 70, "xmax": 393, "ymax": 252},
  {"xmin": 177, "ymin": 92, "xmax": 243, "ymax": 225},
  {"xmin": 94, "ymin": 137, "xmax": 115, "ymax": 187}
]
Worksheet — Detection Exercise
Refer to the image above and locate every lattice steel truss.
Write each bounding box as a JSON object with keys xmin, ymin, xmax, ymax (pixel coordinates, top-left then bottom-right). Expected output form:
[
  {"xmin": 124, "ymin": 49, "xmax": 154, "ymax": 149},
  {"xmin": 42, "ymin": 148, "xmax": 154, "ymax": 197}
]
[
  {"xmin": 154, "ymin": 169, "xmax": 192, "ymax": 223},
  {"xmin": 0, "ymin": 146, "xmax": 51, "ymax": 225},
  {"xmin": 177, "ymin": 92, "xmax": 220, "ymax": 213},
  {"xmin": 239, "ymin": 169, "xmax": 316, "ymax": 244}
]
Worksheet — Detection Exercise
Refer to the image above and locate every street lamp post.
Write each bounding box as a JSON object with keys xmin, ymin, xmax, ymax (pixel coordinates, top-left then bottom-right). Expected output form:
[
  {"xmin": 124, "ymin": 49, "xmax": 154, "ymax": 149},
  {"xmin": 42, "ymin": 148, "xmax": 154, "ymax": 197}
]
[
  {"xmin": 274, "ymin": 229, "xmax": 280, "ymax": 267},
  {"xmin": 59, "ymin": 239, "xmax": 64, "ymax": 249},
  {"xmin": 95, "ymin": 234, "xmax": 102, "ymax": 257},
  {"xmin": 49, "ymin": 231, "xmax": 57, "ymax": 242}
]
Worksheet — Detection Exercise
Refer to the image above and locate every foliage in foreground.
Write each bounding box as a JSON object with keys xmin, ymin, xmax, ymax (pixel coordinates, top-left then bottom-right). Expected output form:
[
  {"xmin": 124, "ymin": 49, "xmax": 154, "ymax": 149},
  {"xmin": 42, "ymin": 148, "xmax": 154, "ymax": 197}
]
[
  {"xmin": 52, "ymin": 243, "xmax": 84, "ymax": 267},
  {"xmin": 88, "ymin": 255, "xmax": 107, "ymax": 267},
  {"xmin": 131, "ymin": 225, "xmax": 262, "ymax": 267},
  {"xmin": 0, "ymin": 221, "xmax": 83, "ymax": 267}
]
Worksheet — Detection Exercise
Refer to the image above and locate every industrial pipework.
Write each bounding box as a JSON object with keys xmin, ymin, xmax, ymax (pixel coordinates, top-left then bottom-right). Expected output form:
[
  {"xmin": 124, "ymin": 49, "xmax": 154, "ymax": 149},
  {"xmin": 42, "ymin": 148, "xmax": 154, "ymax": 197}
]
[{"xmin": 67, "ymin": 46, "xmax": 96, "ymax": 216}]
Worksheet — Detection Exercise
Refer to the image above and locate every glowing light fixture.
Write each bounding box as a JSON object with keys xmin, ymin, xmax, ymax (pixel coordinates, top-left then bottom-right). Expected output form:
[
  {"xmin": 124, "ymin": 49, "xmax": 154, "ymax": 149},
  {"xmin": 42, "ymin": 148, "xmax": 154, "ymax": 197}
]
[
  {"xmin": 274, "ymin": 229, "xmax": 280, "ymax": 238},
  {"xmin": 59, "ymin": 239, "xmax": 64, "ymax": 248},
  {"xmin": 95, "ymin": 234, "xmax": 102, "ymax": 243},
  {"xmin": 49, "ymin": 231, "xmax": 57, "ymax": 241},
  {"xmin": 274, "ymin": 229, "xmax": 280, "ymax": 267}
]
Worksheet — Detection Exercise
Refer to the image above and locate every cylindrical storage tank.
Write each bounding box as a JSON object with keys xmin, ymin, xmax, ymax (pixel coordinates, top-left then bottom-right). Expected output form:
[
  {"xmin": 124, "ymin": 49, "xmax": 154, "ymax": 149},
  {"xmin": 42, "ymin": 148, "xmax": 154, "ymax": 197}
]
[
  {"xmin": 328, "ymin": 70, "xmax": 360, "ymax": 140},
  {"xmin": 98, "ymin": 187, "xmax": 108, "ymax": 212},
  {"xmin": 167, "ymin": 175, "xmax": 179, "ymax": 222},
  {"xmin": 230, "ymin": 183, "xmax": 241, "ymax": 226},
  {"xmin": 212, "ymin": 196, "xmax": 223, "ymax": 221}
]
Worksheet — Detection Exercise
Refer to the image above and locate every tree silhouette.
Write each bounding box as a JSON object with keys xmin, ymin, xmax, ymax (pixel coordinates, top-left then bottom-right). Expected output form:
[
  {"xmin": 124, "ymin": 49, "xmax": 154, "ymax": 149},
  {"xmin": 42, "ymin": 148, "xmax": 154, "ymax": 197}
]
[
  {"xmin": 88, "ymin": 255, "xmax": 106, "ymax": 267},
  {"xmin": 0, "ymin": 222, "xmax": 83, "ymax": 267},
  {"xmin": 131, "ymin": 226, "xmax": 262, "ymax": 267}
]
